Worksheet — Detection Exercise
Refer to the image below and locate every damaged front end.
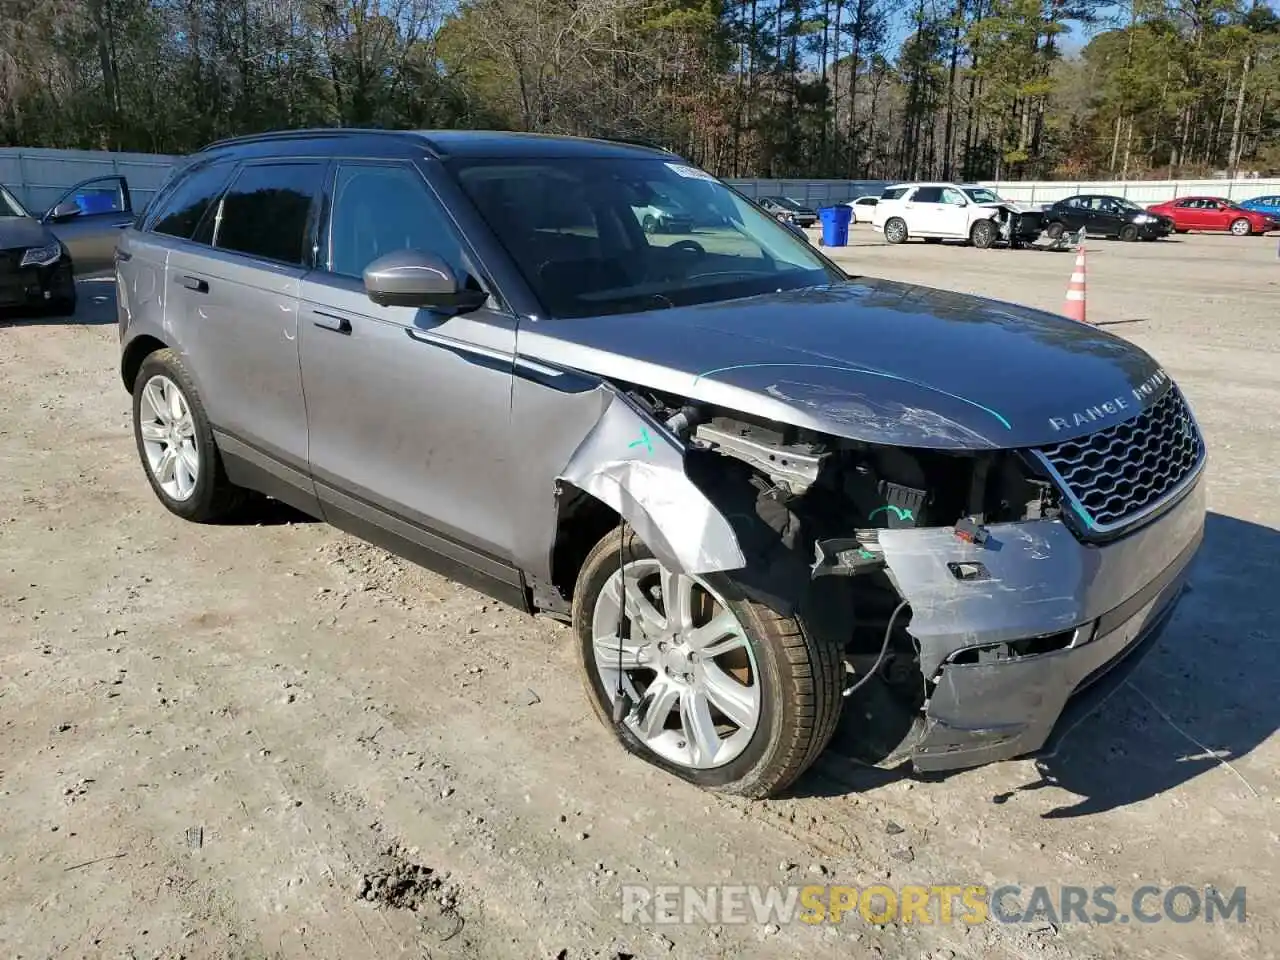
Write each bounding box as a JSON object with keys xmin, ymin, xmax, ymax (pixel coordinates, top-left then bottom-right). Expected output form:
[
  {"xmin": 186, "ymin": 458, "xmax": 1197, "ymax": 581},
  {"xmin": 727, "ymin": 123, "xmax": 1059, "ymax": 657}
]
[{"xmin": 551, "ymin": 378, "xmax": 1206, "ymax": 775}]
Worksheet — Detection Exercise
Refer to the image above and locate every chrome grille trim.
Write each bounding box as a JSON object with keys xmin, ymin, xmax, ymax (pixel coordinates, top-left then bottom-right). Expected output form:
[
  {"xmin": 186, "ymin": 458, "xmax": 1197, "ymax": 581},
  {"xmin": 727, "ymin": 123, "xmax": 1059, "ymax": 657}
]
[{"xmin": 1032, "ymin": 385, "xmax": 1206, "ymax": 537}]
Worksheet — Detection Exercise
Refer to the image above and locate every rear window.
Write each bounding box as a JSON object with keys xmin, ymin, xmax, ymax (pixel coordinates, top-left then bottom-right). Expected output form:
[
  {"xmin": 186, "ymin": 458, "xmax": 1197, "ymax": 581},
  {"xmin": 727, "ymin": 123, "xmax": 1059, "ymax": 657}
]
[
  {"xmin": 213, "ymin": 162, "xmax": 326, "ymax": 265},
  {"xmin": 146, "ymin": 162, "xmax": 234, "ymax": 241},
  {"xmin": 880, "ymin": 187, "xmax": 909, "ymax": 201}
]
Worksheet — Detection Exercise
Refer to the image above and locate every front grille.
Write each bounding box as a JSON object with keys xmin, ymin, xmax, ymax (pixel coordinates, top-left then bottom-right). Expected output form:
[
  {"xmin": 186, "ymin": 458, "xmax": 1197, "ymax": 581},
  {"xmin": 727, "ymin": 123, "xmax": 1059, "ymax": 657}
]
[{"xmin": 1034, "ymin": 385, "xmax": 1204, "ymax": 535}]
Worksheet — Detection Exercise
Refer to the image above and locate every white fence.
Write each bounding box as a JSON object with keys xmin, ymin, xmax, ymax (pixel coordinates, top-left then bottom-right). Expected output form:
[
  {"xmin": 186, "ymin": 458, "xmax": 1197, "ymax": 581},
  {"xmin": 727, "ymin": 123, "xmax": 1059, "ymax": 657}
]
[
  {"xmin": 0, "ymin": 147, "xmax": 181, "ymax": 215},
  {"xmin": 978, "ymin": 177, "xmax": 1280, "ymax": 206}
]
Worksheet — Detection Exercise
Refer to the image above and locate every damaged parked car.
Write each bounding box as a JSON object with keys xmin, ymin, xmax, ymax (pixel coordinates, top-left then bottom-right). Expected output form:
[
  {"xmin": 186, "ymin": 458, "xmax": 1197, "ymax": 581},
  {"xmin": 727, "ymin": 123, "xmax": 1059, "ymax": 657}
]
[
  {"xmin": 873, "ymin": 183, "xmax": 1044, "ymax": 248},
  {"xmin": 116, "ymin": 130, "xmax": 1206, "ymax": 798}
]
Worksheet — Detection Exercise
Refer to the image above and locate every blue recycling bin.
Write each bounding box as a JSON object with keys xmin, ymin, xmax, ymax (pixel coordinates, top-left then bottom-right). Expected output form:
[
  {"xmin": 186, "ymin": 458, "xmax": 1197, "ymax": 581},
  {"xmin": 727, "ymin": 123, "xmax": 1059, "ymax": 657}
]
[{"xmin": 817, "ymin": 204, "xmax": 853, "ymax": 247}]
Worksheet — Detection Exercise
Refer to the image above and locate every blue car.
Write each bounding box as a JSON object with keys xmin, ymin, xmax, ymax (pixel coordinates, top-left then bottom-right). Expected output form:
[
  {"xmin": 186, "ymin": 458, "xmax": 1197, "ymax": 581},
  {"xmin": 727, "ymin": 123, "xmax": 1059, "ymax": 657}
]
[{"xmin": 1237, "ymin": 195, "xmax": 1280, "ymax": 215}]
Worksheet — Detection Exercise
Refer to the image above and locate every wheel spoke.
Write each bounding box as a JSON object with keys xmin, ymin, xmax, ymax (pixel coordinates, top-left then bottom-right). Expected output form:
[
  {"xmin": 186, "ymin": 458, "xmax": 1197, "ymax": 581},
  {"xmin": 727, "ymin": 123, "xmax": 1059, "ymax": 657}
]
[
  {"xmin": 175, "ymin": 414, "xmax": 195, "ymax": 439},
  {"xmin": 702, "ymin": 663, "xmax": 758, "ymax": 730},
  {"xmin": 143, "ymin": 381, "xmax": 170, "ymax": 425},
  {"xmin": 592, "ymin": 633, "xmax": 649, "ymax": 670},
  {"xmin": 177, "ymin": 443, "xmax": 200, "ymax": 482},
  {"xmin": 155, "ymin": 447, "xmax": 177, "ymax": 484},
  {"xmin": 164, "ymin": 380, "xmax": 184, "ymax": 421},
  {"xmin": 686, "ymin": 611, "xmax": 745, "ymax": 657},
  {"xmin": 634, "ymin": 677, "xmax": 680, "ymax": 739},
  {"xmin": 680, "ymin": 689, "xmax": 722, "ymax": 766},
  {"xmin": 606, "ymin": 570, "xmax": 667, "ymax": 635},
  {"xmin": 660, "ymin": 567, "xmax": 696, "ymax": 632},
  {"xmin": 139, "ymin": 421, "xmax": 167, "ymax": 443},
  {"xmin": 174, "ymin": 454, "xmax": 195, "ymax": 498}
]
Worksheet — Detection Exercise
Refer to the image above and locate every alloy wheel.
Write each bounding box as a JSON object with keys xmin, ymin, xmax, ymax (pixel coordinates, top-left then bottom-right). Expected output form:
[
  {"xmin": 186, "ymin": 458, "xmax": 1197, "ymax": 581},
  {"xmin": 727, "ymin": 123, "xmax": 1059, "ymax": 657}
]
[
  {"xmin": 590, "ymin": 557, "xmax": 760, "ymax": 770},
  {"xmin": 138, "ymin": 374, "xmax": 200, "ymax": 501},
  {"xmin": 1230, "ymin": 218, "xmax": 1251, "ymax": 236}
]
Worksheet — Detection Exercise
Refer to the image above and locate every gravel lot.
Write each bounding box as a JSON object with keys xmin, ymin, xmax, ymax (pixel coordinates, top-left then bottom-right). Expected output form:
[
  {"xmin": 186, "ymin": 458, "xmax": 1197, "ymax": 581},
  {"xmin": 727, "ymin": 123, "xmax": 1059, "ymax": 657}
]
[{"xmin": 2, "ymin": 232, "xmax": 1277, "ymax": 960}]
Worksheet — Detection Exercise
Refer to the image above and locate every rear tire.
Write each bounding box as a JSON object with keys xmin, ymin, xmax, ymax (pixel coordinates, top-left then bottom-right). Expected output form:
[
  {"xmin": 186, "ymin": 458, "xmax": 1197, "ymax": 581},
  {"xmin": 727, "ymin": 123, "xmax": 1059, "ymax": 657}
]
[
  {"xmin": 970, "ymin": 219, "xmax": 997, "ymax": 249},
  {"xmin": 883, "ymin": 217, "xmax": 908, "ymax": 244},
  {"xmin": 573, "ymin": 526, "xmax": 844, "ymax": 799},
  {"xmin": 132, "ymin": 348, "xmax": 246, "ymax": 523},
  {"xmin": 1119, "ymin": 224, "xmax": 1139, "ymax": 242}
]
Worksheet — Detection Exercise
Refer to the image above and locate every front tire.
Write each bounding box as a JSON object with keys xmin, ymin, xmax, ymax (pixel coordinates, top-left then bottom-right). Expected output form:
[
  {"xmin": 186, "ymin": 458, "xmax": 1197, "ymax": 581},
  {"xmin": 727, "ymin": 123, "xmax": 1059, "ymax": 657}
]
[
  {"xmin": 1119, "ymin": 224, "xmax": 1139, "ymax": 242},
  {"xmin": 573, "ymin": 526, "xmax": 843, "ymax": 798},
  {"xmin": 1230, "ymin": 217, "xmax": 1252, "ymax": 236},
  {"xmin": 970, "ymin": 219, "xmax": 997, "ymax": 249},
  {"xmin": 1045, "ymin": 221, "xmax": 1064, "ymax": 240},
  {"xmin": 883, "ymin": 217, "xmax": 908, "ymax": 244},
  {"xmin": 132, "ymin": 348, "xmax": 246, "ymax": 522}
]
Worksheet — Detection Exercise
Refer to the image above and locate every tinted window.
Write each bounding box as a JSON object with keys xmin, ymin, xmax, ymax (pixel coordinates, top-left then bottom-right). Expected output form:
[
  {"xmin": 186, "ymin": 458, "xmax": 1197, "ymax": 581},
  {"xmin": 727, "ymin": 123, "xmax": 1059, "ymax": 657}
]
[
  {"xmin": 328, "ymin": 163, "xmax": 467, "ymax": 280},
  {"xmin": 214, "ymin": 162, "xmax": 325, "ymax": 265},
  {"xmin": 881, "ymin": 187, "xmax": 909, "ymax": 200},
  {"xmin": 913, "ymin": 187, "xmax": 943, "ymax": 203},
  {"xmin": 148, "ymin": 163, "xmax": 234, "ymax": 241}
]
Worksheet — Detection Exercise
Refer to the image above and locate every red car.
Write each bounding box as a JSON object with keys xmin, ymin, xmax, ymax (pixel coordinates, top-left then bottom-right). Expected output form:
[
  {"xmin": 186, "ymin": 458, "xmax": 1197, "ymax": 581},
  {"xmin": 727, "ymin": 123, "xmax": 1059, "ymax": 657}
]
[{"xmin": 1145, "ymin": 196, "xmax": 1277, "ymax": 236}]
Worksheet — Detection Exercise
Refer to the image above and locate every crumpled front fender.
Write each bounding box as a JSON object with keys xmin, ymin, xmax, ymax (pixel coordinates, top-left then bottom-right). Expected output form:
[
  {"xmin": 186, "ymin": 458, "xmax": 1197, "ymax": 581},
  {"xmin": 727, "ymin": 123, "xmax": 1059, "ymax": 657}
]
[{"xmin": 558, "ymin": 390, "xmax": 746, "ymax": 576}]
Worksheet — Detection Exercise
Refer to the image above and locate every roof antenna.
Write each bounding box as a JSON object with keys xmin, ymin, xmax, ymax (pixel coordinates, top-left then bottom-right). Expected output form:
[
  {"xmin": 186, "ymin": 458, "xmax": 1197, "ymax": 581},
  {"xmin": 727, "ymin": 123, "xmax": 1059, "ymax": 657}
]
[{"xmin": 612, "ymin": 521, "xmax": 635, "ymax": 725}]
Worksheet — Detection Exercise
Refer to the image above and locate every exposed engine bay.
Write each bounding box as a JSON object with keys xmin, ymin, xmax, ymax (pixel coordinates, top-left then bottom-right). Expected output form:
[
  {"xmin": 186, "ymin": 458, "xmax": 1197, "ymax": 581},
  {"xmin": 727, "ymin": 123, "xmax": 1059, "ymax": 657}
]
[{"xmin": 616, "ymin": 384, "xmax": 1068, "ymax": 764}]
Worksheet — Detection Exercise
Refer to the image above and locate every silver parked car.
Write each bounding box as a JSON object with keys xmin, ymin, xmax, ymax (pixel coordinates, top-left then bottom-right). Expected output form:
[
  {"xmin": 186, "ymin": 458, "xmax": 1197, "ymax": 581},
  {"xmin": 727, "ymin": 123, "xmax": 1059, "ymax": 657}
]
[{"xmin": 117, "ymin": 130, "xmax": 1206, "ymax": 798}]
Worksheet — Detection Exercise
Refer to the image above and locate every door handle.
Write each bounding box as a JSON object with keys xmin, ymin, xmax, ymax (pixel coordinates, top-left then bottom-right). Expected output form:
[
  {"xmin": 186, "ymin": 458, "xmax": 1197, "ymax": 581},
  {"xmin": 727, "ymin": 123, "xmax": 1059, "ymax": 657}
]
[
  {"xmin": 313, "ymin": 310, "xmax": 352, "ymax": 335},
  {"xmin": 176, "ymin": 275, "xmax": 208, "ymax": 293}
]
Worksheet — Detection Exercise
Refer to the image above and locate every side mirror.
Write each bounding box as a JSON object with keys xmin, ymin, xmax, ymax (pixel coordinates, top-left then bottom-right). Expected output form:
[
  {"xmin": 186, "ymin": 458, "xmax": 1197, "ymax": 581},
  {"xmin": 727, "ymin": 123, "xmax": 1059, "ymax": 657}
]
[
  {"xmin": 46, "ymin": 200, "xmax": 82, "ymax": 222},
  {"xmin": 363, "ymin": 249, "xmax": 487, "ymax": 312}
]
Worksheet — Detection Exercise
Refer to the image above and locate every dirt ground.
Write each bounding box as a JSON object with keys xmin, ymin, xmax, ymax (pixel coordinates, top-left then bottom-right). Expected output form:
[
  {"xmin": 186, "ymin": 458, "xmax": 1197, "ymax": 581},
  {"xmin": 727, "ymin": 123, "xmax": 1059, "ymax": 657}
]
[{"xmin": 2, "ymin": 231, "xmax": 1277, "ymax": 960}]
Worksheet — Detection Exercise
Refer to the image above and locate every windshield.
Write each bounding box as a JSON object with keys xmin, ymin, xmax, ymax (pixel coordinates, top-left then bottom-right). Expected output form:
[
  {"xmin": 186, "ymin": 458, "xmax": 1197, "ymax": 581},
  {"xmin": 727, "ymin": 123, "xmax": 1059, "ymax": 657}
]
[
  {"xmin": 963, "ymin": 188, "xmax": 1002, "ymax": 204},
  {"xmin": 0, "ymin": 185, "xmax": 29, "ymax": 218},
  {"xmin": 451, "ymin": 157, "xmax": 840, "ymax": 319}
]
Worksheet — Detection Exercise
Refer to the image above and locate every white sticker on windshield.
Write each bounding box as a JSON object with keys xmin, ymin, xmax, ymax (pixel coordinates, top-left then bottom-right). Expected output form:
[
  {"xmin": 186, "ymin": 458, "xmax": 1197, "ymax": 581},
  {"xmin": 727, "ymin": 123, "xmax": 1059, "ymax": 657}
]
[{"xmin": 665, "ymin": 162, "xmax": 719, "ymax": 183}]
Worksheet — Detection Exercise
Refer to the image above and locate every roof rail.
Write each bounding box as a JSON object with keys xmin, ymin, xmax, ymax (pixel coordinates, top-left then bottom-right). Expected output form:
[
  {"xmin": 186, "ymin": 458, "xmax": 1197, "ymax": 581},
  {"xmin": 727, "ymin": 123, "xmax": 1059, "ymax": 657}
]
[
  {"xmin": 198, "ymin": 127, "xmax": 422, "ymax": 154},
  {"xmin": 594, "ymin": 135, "xmax": 680, "ymax": 156}
]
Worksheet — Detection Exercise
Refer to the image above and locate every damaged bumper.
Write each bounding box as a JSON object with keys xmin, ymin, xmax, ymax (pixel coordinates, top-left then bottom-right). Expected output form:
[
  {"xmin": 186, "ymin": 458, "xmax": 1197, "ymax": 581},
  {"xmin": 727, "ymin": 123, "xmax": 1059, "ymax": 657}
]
[{"xmin": 874, "ymin": 476, "xmax": 1206, "ymax": 774}]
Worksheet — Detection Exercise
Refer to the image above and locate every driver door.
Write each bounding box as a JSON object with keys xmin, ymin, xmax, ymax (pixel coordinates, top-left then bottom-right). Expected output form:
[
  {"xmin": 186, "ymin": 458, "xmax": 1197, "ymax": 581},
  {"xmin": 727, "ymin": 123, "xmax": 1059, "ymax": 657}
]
[
  {"xmin": 297, "ymin": 159, "xmax": 522, "ymax": 592},
  {"xmin": 42, "ymin": 175, "xmax": 135, "ymax": 275}
]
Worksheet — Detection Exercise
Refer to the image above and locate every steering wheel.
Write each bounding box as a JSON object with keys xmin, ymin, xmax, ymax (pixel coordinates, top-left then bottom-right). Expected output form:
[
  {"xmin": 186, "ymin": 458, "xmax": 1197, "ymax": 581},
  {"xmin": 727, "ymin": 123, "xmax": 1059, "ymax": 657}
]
[{"xmin": 668, "ymin": 239, "xmax": 706, "ymax": 257}]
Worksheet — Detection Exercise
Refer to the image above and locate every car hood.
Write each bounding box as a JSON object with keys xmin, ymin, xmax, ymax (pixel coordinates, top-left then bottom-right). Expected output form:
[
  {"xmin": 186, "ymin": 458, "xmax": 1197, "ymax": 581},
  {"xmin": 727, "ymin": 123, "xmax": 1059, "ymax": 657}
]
[
  {"xmin": 517, "ymin": 278, "xmax": 1169, "ymax": 450},
  {"xmin": 0, "ymin": 216, "xmax": 55, "ymax": 251}
]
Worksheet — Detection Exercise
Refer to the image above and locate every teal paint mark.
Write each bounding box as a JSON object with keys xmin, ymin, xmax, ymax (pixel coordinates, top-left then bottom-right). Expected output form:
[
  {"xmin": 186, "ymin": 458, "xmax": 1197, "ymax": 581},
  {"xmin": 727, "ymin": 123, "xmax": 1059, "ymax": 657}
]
[
  {"xmin": 869, "ymin": 504, "xmax": 915, "ymax": 523},
  {"xmin": 628, "ymin": 428, "xmax": 654, "ymax": 455},
  {"xmin": 858, "ymin": 549, "xmax": 876, "ymax": 560},
  {"xmin": 692, "ymin": 361, "xmax": 1013, "ymax": 431},
  {"xmin": 1072, "ymin": 502, "xmax": 1095, "ymax": 528}
]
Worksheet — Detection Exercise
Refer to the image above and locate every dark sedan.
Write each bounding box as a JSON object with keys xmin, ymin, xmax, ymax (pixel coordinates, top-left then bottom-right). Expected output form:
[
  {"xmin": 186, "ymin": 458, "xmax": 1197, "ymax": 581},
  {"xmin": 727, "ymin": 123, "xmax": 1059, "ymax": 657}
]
[
  {"xmin": 0, "ymin": 183, "xmax": 77, "ymax": 315},
  {"xmin": 757, "ymin": 196, "xmax": 818, "ymax": 227},
  {"xmin": 1043, "ymin": 194, "xmax": 1173, "ymax": 242}
]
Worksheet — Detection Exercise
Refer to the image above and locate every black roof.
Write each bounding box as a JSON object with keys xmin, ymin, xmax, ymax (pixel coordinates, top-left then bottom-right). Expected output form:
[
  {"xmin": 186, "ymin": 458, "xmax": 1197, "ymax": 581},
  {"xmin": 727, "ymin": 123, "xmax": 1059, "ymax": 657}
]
[{"xmin": 198, "ymin": 128, "xmax": 676, "ymax": 162}]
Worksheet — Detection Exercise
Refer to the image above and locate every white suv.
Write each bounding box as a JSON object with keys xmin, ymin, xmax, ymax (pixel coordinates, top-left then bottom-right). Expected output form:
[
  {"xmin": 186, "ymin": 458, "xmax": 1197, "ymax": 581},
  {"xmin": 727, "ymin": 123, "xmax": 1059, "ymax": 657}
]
[{"xmin": 871, "ymin": 182, "xmax": 1044, "ymax": 248}]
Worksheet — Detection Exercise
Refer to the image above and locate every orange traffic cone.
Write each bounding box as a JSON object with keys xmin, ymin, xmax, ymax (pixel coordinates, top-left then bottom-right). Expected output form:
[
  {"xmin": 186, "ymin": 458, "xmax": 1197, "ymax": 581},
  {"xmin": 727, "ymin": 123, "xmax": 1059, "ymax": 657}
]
[{"xmin": 1063, "ymin": 243, "xmax": 1087, "ymax": 323}]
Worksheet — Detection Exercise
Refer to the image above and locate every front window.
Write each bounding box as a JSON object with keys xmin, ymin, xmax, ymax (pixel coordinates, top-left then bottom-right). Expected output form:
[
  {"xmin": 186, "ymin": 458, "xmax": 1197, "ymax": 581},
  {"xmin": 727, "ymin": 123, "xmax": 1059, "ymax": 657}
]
[
  {"xmin": 450, "ymin": 157, "xmax": 839, "ymax": 319},
  {"xmin": 962, "ymin": 188, "xmax": 1002, "ymax": 204},
  {"xmin": 0, "ymin": 185, "xmax": 29, "ymax": 218}
]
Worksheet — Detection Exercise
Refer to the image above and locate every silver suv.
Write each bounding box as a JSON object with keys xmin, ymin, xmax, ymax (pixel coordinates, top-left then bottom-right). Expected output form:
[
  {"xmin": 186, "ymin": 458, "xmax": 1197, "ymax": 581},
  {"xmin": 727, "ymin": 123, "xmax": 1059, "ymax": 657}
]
[{"xmin": 117, "ymin": 130, "xmax": 1205, "ymax": 798}]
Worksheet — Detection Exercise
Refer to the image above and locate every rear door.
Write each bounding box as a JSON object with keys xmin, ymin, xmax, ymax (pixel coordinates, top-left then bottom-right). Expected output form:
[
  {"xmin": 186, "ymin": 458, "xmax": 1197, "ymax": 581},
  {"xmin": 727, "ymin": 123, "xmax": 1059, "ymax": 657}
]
[
  {"xmin": 43, "ymin": 175, "xmax": 135, "ymax": 275},
  {"xmin": 298, "ymin": 159, "xmax": 519, "ymax": 575},
  {"xmin": 904, "ymin": 186, "xmax": 949, "ymax": 235},
  {"xmin": 165, "ymin": 159, "xmax": 324, "ymax": 510}
]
